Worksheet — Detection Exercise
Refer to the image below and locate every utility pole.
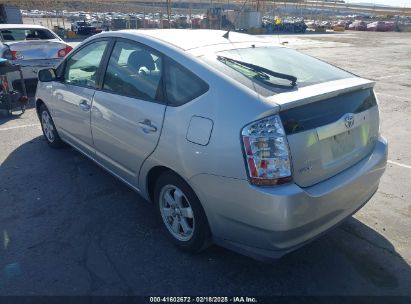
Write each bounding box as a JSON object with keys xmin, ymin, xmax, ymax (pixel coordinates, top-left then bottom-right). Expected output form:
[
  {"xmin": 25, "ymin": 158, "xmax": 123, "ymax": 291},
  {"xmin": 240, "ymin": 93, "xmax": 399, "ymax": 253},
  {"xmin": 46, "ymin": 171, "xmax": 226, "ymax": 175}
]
[
  {"xmin": 189, "ymin": 2, "xmax": 192, "ymax": 29},
  {"xmin": 166, "ymin": 0, "xmax": 171, "ymax": 28}
]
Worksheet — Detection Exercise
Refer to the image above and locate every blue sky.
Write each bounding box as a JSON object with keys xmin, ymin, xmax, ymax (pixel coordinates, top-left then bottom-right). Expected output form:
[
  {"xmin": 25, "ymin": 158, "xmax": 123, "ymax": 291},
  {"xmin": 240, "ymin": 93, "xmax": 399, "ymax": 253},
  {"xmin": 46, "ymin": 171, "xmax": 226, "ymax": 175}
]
[{"xmin": 345, "ymin": 0, "xmax": 411, "ymax": 8}]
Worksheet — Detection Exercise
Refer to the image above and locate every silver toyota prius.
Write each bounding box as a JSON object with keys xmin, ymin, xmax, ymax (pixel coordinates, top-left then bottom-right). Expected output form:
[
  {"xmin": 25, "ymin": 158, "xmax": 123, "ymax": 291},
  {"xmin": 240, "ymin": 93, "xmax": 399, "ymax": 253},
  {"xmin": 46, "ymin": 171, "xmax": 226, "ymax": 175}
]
[{"xmin": 35, "ymin": 29, "xmax": 388, "ymax": 260}]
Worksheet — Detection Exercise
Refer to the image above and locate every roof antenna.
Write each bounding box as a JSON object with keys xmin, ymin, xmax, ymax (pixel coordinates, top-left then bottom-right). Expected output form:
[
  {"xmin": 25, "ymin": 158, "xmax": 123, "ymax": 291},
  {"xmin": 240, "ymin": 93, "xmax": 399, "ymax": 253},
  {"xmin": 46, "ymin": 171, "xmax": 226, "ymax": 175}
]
[{"xmin": 222, "ymin": 0, "xmax": 249, "ymax": 39}]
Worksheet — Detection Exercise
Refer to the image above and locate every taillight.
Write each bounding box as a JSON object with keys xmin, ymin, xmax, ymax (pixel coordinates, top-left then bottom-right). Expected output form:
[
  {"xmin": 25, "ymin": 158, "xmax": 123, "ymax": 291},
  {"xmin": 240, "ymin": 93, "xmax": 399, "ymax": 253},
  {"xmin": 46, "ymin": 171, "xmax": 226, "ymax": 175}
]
[
  {"xmin": 19, "ymin": 96, "xmax": 29, "ymax": 104},
  {"xmin": 241, "ymin": 115, "xmax": 292, "ymax": 186},
  {"xmin": 10, "ymin": 50, "xmax": 23, "ymax": 60},
  {"xmin": 57, "ymin": 45, "xmax": 73, "ymax": 58}
]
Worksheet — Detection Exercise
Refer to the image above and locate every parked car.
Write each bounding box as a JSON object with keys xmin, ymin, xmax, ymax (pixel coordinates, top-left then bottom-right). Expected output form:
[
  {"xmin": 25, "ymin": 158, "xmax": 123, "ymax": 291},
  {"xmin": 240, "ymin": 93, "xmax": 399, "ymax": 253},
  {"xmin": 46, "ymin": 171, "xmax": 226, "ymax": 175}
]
[
  {"xmin": 90, "ymin": 20, "xmax": 104, "ymax": 30},
  {"xmin": 348, "ymin": 20, "xmax": 368, "ymax": 31},
  {"xmin": 0, "ymin": 24, "xmax": 72, "ymax": 91},
  {"xmin": 71, "ymin": 20, "xmax": 90, "ymax": 32},
  {"xmin": 35, "ymin": 29, "xmax": 387, "ymax": 260},
  {"xmin": 367, "ymin": 21, "xmax": 395, "ymax": 32},
  {"xmin": 76, "ymin": 25, "xmax": 100, "ymax": 36},
  {"xmin": 175, "ymin": 16, "xmax": 190, "ymax": 28}
]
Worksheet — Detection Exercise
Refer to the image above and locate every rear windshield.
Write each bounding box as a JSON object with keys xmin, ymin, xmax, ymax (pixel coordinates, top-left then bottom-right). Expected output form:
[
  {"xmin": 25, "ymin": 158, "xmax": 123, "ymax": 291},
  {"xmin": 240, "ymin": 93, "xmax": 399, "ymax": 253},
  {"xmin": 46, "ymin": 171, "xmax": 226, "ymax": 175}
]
[
  {"xmin": 0, "ymin": 28, "xmax": 56, "ymax": 42},
  {"xmin": 200, "ymin": 46, "xmax": 353, "ymax": 96}
]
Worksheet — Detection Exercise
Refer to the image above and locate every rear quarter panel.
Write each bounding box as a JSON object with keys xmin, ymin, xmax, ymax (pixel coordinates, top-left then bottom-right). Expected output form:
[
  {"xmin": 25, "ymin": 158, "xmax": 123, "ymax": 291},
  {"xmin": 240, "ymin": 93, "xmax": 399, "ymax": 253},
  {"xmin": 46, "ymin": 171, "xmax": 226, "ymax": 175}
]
[{"xmin": 133, "ymin": 37, "xmax": 279, "ymax": 200}]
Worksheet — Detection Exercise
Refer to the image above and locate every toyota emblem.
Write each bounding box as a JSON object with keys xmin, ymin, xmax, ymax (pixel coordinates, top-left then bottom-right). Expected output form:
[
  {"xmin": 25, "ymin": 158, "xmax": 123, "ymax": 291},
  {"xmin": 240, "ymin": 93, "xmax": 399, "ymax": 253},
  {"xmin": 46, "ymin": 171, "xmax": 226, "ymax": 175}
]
[{"xmin": 344, "ymin": 113, "xmax": 355, "ymax": 129}]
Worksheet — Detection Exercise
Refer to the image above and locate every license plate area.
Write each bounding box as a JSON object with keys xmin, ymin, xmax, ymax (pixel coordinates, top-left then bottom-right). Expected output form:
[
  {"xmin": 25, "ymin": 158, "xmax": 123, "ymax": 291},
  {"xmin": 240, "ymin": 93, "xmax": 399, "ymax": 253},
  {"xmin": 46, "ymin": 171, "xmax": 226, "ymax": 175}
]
[{"xmin": 331, "ymin": 130, "xmax": 355, "ymax": 159}]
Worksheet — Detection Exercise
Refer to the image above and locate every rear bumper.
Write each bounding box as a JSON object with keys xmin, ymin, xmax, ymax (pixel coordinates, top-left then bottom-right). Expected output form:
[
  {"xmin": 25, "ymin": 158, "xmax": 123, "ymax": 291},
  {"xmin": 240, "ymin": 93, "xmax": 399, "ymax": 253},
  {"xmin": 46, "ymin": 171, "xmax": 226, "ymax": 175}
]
[{"xmin": 189, "ymin": 136, "xmax": 388, "ymax": 260}]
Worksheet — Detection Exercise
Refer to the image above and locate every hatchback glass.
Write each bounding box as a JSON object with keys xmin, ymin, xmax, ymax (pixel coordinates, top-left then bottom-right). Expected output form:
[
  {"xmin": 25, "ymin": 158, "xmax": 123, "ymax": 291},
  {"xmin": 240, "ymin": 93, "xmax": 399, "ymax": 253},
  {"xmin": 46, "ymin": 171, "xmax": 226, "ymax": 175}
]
[{"xmin": 201, "ymin": 46, "xmax": 353, "ymax": 96}]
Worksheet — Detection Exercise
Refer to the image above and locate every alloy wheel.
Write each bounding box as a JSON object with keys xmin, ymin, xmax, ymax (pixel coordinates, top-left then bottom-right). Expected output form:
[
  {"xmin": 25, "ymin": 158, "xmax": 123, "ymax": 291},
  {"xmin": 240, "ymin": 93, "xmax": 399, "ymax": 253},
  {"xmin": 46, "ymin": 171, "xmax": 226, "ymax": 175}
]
[
  {"xmin": 159, "ymin": 185, "xmax": 195, "ymax": 242},
  {"xmin": 41, "ymin": 110, "xmax": 55, "ymax": 143}
]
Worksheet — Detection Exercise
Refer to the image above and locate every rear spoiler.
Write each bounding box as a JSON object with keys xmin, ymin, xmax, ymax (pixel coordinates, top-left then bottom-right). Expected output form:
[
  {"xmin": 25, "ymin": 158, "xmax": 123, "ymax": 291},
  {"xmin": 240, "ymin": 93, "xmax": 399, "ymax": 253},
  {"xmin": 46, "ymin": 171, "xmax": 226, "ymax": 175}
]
[
  {"xmin": 4, "ymin": 39, "xmax": 62, "ymax": 46},
  {"xmin": 266, "ymin": 77, "xmax": 375, "ymax": 111}
]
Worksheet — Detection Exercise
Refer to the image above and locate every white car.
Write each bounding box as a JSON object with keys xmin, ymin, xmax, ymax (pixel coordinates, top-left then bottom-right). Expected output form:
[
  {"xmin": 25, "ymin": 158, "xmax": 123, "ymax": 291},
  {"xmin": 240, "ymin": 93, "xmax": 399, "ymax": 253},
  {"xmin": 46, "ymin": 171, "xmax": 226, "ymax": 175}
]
[
  {"xmin": 71, "ymin": 20, "xmax": 89, "ymax": 32},
  {"xmin": 0, "ymin": 24, "xmax": 72, "ymax": 90}
]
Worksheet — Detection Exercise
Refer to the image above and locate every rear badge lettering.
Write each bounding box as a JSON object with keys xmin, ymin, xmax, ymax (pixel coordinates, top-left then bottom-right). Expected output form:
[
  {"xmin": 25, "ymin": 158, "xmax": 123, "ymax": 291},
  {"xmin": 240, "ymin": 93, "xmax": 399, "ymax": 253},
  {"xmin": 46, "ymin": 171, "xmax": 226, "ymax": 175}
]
[{"xmin": 298, "ymin": 164, "xmax": 313, "ymax": 174}]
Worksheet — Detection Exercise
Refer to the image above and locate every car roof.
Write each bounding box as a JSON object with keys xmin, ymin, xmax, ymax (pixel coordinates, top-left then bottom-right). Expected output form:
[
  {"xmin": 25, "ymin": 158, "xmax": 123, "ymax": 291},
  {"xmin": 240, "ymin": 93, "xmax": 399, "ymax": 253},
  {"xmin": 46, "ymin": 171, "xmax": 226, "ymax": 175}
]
[
  {"xmin": 115, "ymin": 29, "xmax": 267, "ymax": 51},
  {"xmin": 0, "ymin": 24, "xmax": 49, "ymax": 30}
]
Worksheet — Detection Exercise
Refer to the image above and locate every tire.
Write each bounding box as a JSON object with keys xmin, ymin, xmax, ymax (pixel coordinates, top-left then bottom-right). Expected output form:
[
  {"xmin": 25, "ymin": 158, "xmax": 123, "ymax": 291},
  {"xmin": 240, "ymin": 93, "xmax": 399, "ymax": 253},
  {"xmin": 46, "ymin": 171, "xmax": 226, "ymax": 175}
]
[
  {"xmin": 154, "ymin": 171, "xmax": 211, "ymax": 253},
  {"xmin": 39, "ymin": 104, "xmax": 64, "ymax": 149}
]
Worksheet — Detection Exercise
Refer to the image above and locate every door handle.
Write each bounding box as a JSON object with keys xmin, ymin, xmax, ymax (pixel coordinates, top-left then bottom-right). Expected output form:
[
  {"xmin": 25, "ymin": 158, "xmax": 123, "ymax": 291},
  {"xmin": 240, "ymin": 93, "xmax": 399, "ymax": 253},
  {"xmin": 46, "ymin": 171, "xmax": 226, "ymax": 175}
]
[
  {"xmin": 79, "ymin": 100, "xmax": 91, "ymax": 111},
  {"xmin": 138, "ymin": 119, "xmax": 157, "ymax": 133}
]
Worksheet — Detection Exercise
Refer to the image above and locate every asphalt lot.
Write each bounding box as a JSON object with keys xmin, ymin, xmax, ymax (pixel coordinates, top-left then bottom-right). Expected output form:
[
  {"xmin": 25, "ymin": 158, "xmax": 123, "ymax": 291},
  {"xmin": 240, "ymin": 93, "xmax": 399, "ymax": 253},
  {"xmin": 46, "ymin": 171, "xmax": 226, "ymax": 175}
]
[{"xmin": 0, "ymin": 31, "xmax": 410, "ymax": 296}]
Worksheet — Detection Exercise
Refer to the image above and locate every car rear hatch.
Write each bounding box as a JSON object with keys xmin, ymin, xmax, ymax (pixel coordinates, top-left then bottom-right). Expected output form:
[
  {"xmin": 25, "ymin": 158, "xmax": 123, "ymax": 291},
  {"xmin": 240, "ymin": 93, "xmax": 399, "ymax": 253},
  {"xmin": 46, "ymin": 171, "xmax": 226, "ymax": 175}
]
[
  {"xmin": 267, "ymin": 78, "xmax": 379, "ymax": 188},
  {"xmin": 5, "ymin": 39, "xmax": 68, "ymax": 60}
]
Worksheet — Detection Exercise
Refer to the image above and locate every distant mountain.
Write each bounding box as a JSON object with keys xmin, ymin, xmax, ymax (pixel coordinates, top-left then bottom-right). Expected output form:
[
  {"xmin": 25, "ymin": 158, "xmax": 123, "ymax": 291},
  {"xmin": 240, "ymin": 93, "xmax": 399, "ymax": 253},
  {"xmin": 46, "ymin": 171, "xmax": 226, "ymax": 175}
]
[
  {"xmin": 350, "ymin": 2, "xmax": 392, "ymax": 6},
  {"xmin": 348, "ymin": 1, "xmax": 411, "ymax": 8}
]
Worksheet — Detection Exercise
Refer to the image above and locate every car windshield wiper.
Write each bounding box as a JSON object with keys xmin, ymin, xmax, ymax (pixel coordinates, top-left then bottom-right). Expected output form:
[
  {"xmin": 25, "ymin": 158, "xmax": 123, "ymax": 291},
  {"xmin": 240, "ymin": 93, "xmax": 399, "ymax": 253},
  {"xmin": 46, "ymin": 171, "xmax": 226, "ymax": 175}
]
[{"xmin": 217, "ymin": 55, "xmax": 297, "ymax": 87}]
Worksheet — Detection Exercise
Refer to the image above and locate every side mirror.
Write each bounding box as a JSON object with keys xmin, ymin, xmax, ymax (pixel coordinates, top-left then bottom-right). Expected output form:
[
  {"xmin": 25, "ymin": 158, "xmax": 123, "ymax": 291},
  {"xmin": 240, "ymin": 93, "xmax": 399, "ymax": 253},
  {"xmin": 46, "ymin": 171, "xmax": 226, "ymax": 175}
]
[{"xmin": 38, "ymin": 68, "xmax": 57, "ymax": 82}]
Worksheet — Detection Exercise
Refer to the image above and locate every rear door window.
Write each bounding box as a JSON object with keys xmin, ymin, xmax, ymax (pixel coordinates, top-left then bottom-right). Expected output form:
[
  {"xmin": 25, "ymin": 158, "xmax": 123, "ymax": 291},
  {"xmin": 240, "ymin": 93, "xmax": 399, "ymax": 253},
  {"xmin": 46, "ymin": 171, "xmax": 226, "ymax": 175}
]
[{"xmin": 165, "ymin": 60, "xmax": 209, "ymax": 106}]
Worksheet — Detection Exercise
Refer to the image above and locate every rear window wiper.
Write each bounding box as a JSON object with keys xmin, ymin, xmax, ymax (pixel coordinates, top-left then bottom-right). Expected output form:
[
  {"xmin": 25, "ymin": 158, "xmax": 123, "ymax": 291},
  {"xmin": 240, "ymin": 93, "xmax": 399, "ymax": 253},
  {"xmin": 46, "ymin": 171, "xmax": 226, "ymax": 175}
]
[{"xmin": 217, "ymin": 55, "xmax": 297, "ymax": 87}]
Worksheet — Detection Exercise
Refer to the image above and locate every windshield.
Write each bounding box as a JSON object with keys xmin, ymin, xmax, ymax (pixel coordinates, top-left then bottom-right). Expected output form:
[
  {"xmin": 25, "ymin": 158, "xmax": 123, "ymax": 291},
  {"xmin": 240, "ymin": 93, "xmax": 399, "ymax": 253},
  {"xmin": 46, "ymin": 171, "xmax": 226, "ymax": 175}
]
[
  {"xmin": 201, "ymin": 46, "xmax": 353, "ymax": 96},
  {"xmin": 0, "ymin": 28, "xmax": 56, "ymax": 41}
]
